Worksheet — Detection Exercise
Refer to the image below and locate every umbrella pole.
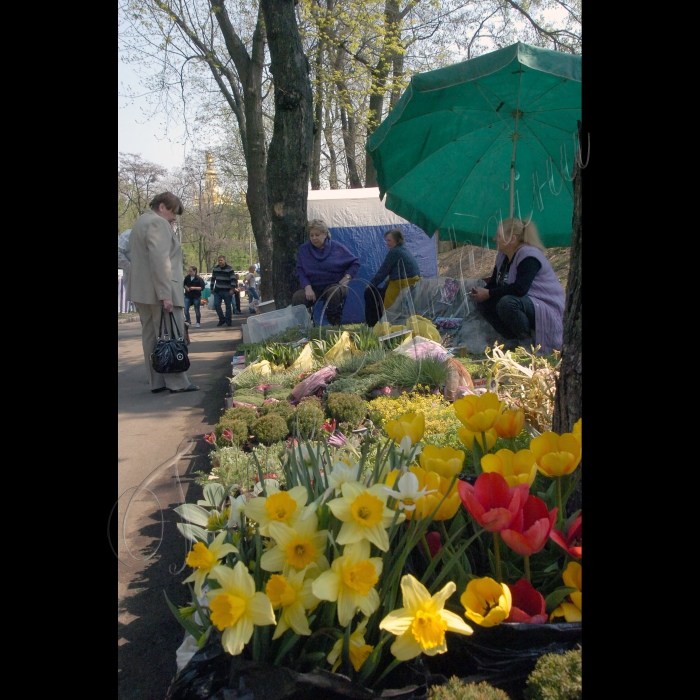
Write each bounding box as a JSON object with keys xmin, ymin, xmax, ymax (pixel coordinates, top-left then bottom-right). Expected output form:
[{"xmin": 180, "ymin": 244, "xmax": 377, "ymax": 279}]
[{"xmin": 509, "ymin": 110, "xmax": 522, "ymax": 220}]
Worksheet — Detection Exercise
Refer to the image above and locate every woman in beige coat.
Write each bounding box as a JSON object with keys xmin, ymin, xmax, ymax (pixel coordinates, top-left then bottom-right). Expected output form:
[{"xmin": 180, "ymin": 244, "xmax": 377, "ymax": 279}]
[{"xmin": 126, "ymin": 192, "xmax": 199, "ymax": 394}]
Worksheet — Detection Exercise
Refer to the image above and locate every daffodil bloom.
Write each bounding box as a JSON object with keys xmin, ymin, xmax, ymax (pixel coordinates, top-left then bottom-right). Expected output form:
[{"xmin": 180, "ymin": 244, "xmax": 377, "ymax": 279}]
[
  {"xmin": 379, "ymin": 574, "xmax": 473, "ymax": 660},
  {"xmin": 457, "ymin": 427, "xmax": 498, "ymax": 452},
  {"xmin": 453, "ymin": 392, "xmax": 504, "ymax": 433},
  {"xmin": 328, "ymin": 481, "xmax": 404, "ymax": 551},
  {"xmin": 265, "ymin": 567, "xmax": 320, "ymax": 639},
  {"xmin": 529, "ymin": 431, "xmax": 582, "ymax": 477},
  {"xmin": 327, "ymin": 461, "xmax": 360, "ymax": 494},
  {"xmin": 207, "ymin": 507, "xmax": 232, "ymax": 531},
  {"xmin": 260, "ymin": 512, "xmax": 329, "ymax": 574},
  {"xmin": 419, "ymin": 445, "xmax": 465, "ymax": 479},
  {"xmin": 550, "ymin": 561, "xmax": 582, "ymax": 622},
  {"xmin": 494, "ymin": 408, "xmax": 525, "ymax": 439},
  {"xmin": 327, "ymin": 617, "xmax": 374, "ymax": 672},
  {"xmin": 382, "ymin": 471, "xmax": 436, "ymax": 512},
  {"xmin": 205, "ymin": 561, "xmax": 275, "ymax": 655},
  {"xmin": 183, "ymin": 531, "xmax": 239, "ymax": 597},
  {"xmin": 384, "ymin": 412, "xmax": 425, "ymax": 446},
  {"xmin": 481, "ymin": 448, "xmax": 537, "ymax": 488},
  {"xmin": 244, "ymin": 485, "xmax": 308, "ymax": 536},
  {"xmin": 460, "ymin": 577, "xmax": 512, "ymax": 627},
  {"xmin": 312, "ymin": 540, "xmax": 383, "ymax": 626},
  {"xmin": 253, "ymin": 478, "xmax": 281, "ymax": 496},
  {"xmin": 384, "ymin": 467, "xmax": 460, "ymax": 521}
]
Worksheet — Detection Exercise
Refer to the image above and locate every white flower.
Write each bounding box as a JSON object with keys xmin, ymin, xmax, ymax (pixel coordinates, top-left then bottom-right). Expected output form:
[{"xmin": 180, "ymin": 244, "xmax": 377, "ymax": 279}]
[
  {"xmin": 382, "ymin": 471, "xmax": 436, "ymax": 512},
  {"xmin": 327, "ymin": 460, "xmax": 361, "ymax": 494}
]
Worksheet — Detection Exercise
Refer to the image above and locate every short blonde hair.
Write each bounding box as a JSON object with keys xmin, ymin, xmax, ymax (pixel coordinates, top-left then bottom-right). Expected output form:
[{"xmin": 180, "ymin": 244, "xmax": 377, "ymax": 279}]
[
  {"xmin": 307, "ymin": 219, "xmax": 331, "ymax": 239},
  {"xmin": 499, "ymin": 217, "xmax": 545, "ymax": 253}
]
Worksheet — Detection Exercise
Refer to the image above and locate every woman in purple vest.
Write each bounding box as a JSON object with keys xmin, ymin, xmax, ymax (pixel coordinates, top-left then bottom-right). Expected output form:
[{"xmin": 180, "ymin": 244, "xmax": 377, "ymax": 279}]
[{"xmin": 469, "ymin": 217, "xmax": 565, "ymax": 355}]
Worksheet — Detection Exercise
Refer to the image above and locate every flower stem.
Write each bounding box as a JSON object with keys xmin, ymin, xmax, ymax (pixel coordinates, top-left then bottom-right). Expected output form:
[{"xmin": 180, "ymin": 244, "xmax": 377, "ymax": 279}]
[
  {"xmin": 493, "ymin": 531, "xmax": 502, "ymax": 583},
  {"xmin": 556, "ymin": 476, "xmax": 563, "ymax": 523},
  {"xmin": 524, "ymin": 554, "xmax": 531, "ymax": 583}
]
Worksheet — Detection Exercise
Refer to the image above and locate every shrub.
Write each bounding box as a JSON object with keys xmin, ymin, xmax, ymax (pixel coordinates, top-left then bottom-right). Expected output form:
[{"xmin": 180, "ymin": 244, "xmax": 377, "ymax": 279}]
[
  {"xmin": 214, "ymin": 419, "xmax": 250, "ymax": 448},
  {"xmin": 221, "ymin": 406, "xmax": 259, "ymax": 430},
  {"xmin": 417, "ymin": 356, "xmax": 449, "ymax": 389},
  {"xmin": 250, "ymin": 414, "xmax": 290, "ymax": 446},
  {"xmin": 524, "ymin": 647, "xmax": 582, "ymax": 700},
  {"xmin": 232, "ymin": 391, "xmax": 266, "ymax": 408},
  {"xmin": 288, "ymin": 401, "xmax": 325, "ymax": 439},
  {"xmin": 264, "ymin": 387, "xmax": 293, "ymax": 401},
  {"xmin": 260, "ymin": 401, "xmax": 295, "ymax": 421},
  {"xmin": 325, "ymin": 392, "xmax": 368, "ymax": 428},
  {"xmin": 326, "ymin": 375, "xmax": 384, "ymax": 397},
  {"xmin": 428, "ymin": 677, "xmax": 511, "ymax": 700}
]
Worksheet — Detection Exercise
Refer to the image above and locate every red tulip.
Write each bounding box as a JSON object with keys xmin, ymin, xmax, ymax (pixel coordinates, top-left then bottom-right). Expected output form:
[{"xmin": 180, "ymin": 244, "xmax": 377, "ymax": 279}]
[
  {"xmin": 506, "ymin": 578, "xmax": 548, "ymax": 624},
  {"xmin": 500, "ymin": 496, "xmax": 557, "ymax": 556},
  {"xmin": 204, "ymin": 432, "xmax": 216, "ymax": 445},
  {"xmin": 222, "ymin": 429, "xmax": 234, "ymax": 442},
  {"xmin": 322, "ymin": 419, "xmax": 337, "ymax": 433},
  {"xmin": 550, "ymin": 513, "xmax": 582, "ymax": 559},
  {"xmin": 458, "ymin": 472, "xmax": 529, "ymax": 532},
  {"xmin": 420, "ymin": 531, "xmax": 442, "ymax": 559}
]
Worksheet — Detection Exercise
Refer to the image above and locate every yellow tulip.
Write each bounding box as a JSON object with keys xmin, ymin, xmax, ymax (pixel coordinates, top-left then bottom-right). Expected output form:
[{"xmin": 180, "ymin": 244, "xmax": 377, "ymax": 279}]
[
  {"xmin": 481, "ymin": 448, "xmax": 537, "ymax": 488},
  {"xmin": 550, "ymin": 561, "xmax": 582, "ymax": 622},
  {"xmin": 461, "ymin": 577, "xmax": 512, "ymax": 627},
  {"xmin": 457, "ymin": 427, "xmax": 498, "ymax": 452},
  {"xmin": 384, "ymin": 412, "xmax": 425, "ymax": 446},
  {"xmin": 573, "ymin": 418, "xmax": 582, "ymax": 438},
  {"xmin": 453, "ymin": 392, "xmax": 504, "ymax": 433},
  {"xmin": 530, "ymin": 431, "xmax": 582, "ymax": 477},
  {"xmin": 494, "ymin": 409, "xmax": 525, "ymax": 439},
  {"xmin": 419, "ymin": 445, "xmax": 465, "ymax": 479}
]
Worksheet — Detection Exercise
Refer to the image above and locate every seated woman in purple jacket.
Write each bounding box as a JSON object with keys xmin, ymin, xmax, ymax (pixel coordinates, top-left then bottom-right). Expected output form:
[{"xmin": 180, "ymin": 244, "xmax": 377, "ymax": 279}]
[
  {"xmin": 292, "ymin": 219, "xmax": 360, "ymax": 326},
  {"xmin": 469, "ymin": 217, "xmax": 565, "ymax": 355}
]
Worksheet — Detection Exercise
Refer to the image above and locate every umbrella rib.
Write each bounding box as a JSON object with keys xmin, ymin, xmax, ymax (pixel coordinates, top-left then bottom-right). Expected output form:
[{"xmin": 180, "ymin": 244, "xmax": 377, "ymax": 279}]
[
  {"xmin": 474, "ymin": 81, "xmax": 514, "ymax": 128},
  {"xmin": 522, "ymin": 78, "xmax": 572, "ymax": 110},
  {"xmin": 517, "ymin": 119, "xmax": 574, "ymax": 195}
]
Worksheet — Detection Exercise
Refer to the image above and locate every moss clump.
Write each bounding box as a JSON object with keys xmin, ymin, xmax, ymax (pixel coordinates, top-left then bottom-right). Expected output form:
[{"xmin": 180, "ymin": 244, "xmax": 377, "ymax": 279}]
[
  {"xmin": 221, "ymin": 406, "xmax": 259, "ymax": 430},
  {"xmin": 288, "ymin": 401, "xmax": 325, "ymax": 440},
  {"xmin": 325, "ymin": 392, "xmax": 368, "ymax": 428},
  {"xmin": 214, "ymin": 419, "xmax": 249, "ymax": 448},
  {"xmin": 250, "ymin": 414, "xmax": 290, "ymax": 446},
  {"xmin": 264, "ymin": 387, "xmax": 293, "ymax": 401},
  {"xmin": 524, "ymin": 647, "xmax": 582, "ymax": 700},
  {"xmin": 259, "ymin": 401, "xmax": 295, "ymax": 421},
  {"xmin": 232, "ymin": 390, "xmax": 266, "ymax": 408},
  {"xmin": 428, "ymin": 678, "xmax": 511, "ymax": 700}
]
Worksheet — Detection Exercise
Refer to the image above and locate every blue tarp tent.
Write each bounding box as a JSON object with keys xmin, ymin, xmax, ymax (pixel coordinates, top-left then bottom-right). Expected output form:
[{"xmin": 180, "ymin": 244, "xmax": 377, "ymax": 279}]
[{"xmin": 306, "ymin": 188, "xmax": 438, "ymax": 324}]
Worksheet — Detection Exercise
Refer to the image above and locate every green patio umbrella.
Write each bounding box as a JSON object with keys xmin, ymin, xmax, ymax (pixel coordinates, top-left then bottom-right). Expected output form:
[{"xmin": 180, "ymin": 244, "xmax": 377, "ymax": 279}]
[{"xmin": 366, "ymin": 42, "xmax": 581, "ymax": 248}]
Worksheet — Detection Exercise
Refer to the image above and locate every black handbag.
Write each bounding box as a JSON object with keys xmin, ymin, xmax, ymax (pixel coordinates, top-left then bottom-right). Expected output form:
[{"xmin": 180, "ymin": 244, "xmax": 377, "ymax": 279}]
[{"xmin": 151, "ymin": 310, "xmax": 191, "ymax": 374}]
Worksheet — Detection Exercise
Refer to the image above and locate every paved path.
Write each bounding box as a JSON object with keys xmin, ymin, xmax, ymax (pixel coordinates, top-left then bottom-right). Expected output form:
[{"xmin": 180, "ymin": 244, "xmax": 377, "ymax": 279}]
[{"xmin": 117, "ymin": 301, "xmax": 252, "ymax": 700}]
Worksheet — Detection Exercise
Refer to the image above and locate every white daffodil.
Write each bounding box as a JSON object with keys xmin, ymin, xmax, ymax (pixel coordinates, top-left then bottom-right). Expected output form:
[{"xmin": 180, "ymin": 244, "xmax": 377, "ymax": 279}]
[
  {"xmin": 244, "ymin": 485, "xmax": 308, "ymax": 537},
  {"xmin": 206, "ymin": 561, "xmax": 275, "ymax": 656},
  {"xmin": 227, "ymin": 493, "xmax": 250, "ymax": 528},
  {"xmin": 182, "ymin": 531, "xmax": 239, "ymax": 597},
  {"xmin": 327, "ymin": 460, "xmax": 361, "ymax": 495},
  {"xmin": 254, "ymin": 478, "xmax": 281, "ymax": 496},
  {"xmin": 382, "ymin": 471, "xmax": 437, "ymax": 512}
]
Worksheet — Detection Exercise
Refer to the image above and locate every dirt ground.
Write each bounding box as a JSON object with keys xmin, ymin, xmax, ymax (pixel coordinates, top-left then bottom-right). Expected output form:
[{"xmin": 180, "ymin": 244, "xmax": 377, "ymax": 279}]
[{"xmin": 437, "ymin": 244, "xmax": 571, "ymax": 290}]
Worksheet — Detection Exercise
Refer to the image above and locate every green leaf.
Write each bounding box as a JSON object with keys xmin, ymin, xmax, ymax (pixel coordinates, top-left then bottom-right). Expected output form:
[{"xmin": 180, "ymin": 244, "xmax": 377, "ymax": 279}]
[
  {"xmin": 174, "ymin": 504, "xmax": 211, "ymax": 527},
  {"xmin": 545, "ymin": 586, "xmax": 578, "ymax": 614},
  {"xmin": 164, "ymin": 591, "xmax": 204, "ymax": 641},
  {"xmin": 177, "ymin": 523, "xmax": 209, "ymax": 543}
]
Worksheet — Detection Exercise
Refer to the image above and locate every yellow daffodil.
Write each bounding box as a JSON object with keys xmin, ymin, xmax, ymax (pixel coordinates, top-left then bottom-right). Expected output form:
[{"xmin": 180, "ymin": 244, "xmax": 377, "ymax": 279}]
[
  {"xmin": 461, "ymin": 577, "xmax": 512, "ymax": 628},
  {"xmin": 550, "ymin": 561, "xmax": 582, "ymax": 622},
  {"xmin": 265, "ymin": 566, "xmax": 320, "ymax": 639},
  {"xmin": 384, "ymin": 412, "xmax": 425, "ymax": 446},
  {"xmin": 481, "ymin": 448, "xmax": 537, "ymax": 488},
  {"xmin": 260, "ymin": 511, "xmax": 329, "ymax": 574},
  {"xmin": 530, "ymin": 431, "xmax": 582, "ymax": 477},
  {"xmin": 244, "ymin": 485, "xmax": 308, "ymax": 536},
  {"xmin": 457, "ymin": 427, "xmax": 499, "ymax": 452},
  {"xmin": 312, "ymin": 540, "xmax": 383, "ymax": 626},
  {"xmin": 379, "ymin": 574, "xmax": 473, "ymax": 660},
  {"xmin": 328, "ymin": 481, "xmax": 404, "ymax": 551},
  {"xmin": 453, "ymin": 393, "xmax": 504, "ymax": 433},
  {"xmin": 494, "ymin": 408, "xmax": 525, "ymax": 439},
  {"xmin": 206, "ymin": 561, "xmax": 275, "ymax": 655},
  {"xmin": 327, "ymin": 617, "xmax": 374, "ymax": 672},
  {"xmin": 419, "ymin": 445, "xmax": 465, "ymax": 479},
  {"xmin": 183, "ymin": 531, "xmax": 239, "ymax": 597}
]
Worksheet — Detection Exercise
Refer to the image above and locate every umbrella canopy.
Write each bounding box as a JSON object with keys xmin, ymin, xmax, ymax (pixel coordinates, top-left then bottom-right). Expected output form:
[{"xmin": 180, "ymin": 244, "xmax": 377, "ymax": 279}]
[{"xmin": 366, "ymin": 42, "xmax": 581, "ymax": 248}]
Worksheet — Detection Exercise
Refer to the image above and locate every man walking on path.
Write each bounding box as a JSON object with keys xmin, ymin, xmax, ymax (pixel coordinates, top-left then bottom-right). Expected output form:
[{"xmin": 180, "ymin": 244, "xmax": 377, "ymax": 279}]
[
  {"xmin": 211, "ymin": 256, "xmax": 237, "ymax": 326},
  {"xmin": 126, "ymin": 192, "xmax": 199, "ymax": 394}
]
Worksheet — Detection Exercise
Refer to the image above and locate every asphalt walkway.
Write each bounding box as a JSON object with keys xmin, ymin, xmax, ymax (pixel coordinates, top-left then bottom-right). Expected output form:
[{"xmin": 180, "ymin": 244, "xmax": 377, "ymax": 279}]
[{"xmin": 117, "ymin": 299, "xmax": 253, "ymax": 700}]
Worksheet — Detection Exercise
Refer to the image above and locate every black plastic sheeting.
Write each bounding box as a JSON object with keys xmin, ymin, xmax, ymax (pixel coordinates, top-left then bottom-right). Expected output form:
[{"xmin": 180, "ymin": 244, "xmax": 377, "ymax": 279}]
[{"xmin": 166, "ymin": 621, "xmax": 581, "ymax": 700}]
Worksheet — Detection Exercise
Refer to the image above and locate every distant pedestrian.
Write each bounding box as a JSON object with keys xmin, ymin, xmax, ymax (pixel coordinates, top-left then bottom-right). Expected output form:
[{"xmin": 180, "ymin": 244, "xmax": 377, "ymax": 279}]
[
  {"xmin": 211, "ymin": 255, "xmax": 236, "ymax": 326},
  {"xmin": 184, "ymin": 266, "xmax": 206, "ymax": 327},
  {"xmin": 244, "ymin": 265, "xmax": 260, "ymax": 315},
  {"xmin": 125, "ymin": 192, "xmax": 199, "ymax": 394},
  {"xmin": 232, "ymin": 270, "xmax": 242, "ymax": 314}
]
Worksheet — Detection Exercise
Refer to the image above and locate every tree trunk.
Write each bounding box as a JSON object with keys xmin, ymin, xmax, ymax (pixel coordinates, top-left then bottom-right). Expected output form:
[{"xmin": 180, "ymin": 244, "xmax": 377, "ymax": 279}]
[
  {"xmin": 325, "ymin": 105, "xmax": 339, "ymax": 189},
  {"xmin": 339, "ymin": 99, "xmax": 362, "ymax": 188},
  {"xmin": 310, "ymin": 40, "xmax": 325, "ymax": 190},
  {"xmin": 260, "ymin": 0, "xmax": 314, "ymax": 308},
  {"xmin": 553, "ymin": 120, "xmax": 583, "ymax": 516}
]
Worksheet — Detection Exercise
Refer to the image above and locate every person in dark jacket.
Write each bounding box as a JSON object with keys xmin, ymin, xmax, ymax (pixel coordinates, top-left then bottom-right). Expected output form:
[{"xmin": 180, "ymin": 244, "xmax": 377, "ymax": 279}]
[
  {"xmin": 470, "ymin": 217, "xmax": 565, "ymax": 354},
  {"xmin": 292, "ymin": 219, "xmax": 360, "ymax": 326},
  {"xmin": 210, "ymin": 256, "xmax": 237, "ymax": 327},
  {"xmin": 183, "ymin": 266, "xmax": 206, "ymax": 327},
  {"xmin": 364, "ymin": 228, "xmax": 421, "ymax": 327}
]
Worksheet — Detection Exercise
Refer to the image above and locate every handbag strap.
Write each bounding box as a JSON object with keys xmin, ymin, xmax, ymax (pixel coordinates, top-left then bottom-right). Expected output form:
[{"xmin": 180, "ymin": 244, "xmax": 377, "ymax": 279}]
[
  {"xmin": 168, "ymin": 311, "xmax": 183, "ymax": 340},
  {"xmin": 159, "ymin": 308, "xmax": 184, "ymax": 340}
]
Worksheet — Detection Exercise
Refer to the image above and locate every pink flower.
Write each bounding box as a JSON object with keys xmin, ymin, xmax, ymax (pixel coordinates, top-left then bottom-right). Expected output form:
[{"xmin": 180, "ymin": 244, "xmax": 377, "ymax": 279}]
[
  {"xmin": 204, "ymin": 432, "xmax": 216, "ymax": 445},
  {"xmin": 328, "ymin": 431, "xmax": 347, "ymax": 447},
  {"xmin": 458, "ymin": 472, "xmax": 529, "ymax": 533},
  {"xmin": 500, "ymin": 496, "xmax": 557, "ymax": 556},
  {"xmin": 550, "ymin": 512, "xmax": 582, "ymax": 559},
  {"xmin": 222, "ymin": 429, "xmax": 234, "ymax": 442}
]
